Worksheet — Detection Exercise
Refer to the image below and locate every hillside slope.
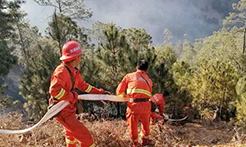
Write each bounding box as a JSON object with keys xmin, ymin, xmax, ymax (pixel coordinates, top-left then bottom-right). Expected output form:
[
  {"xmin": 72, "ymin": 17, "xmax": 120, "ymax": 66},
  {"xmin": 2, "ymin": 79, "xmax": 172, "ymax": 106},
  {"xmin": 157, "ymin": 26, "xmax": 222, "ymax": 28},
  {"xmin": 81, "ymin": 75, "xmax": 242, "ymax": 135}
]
[
  {"xmin": 0, "ymin": 113, "xmax": 245, "ymax": 147},
  {"xmin": 3, "ymin": 65, "xmax": 25, "ymax": 103}
]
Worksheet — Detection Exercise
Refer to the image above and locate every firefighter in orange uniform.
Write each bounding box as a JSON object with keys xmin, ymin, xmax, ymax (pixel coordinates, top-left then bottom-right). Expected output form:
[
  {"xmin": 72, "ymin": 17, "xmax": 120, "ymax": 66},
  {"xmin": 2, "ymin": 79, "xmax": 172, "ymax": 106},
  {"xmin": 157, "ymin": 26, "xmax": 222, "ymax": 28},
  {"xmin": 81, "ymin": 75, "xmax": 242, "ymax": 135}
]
[
  {"xmin": 116, "ymin": 60, "xmax": 153, "ymax": 146},
  {"xmin": 49, "ymin": 40, "xmax": 109, "ymax": 147},
  {"xmin": 150, "ymin": 92, "xmax": 169, "ymax": 124}
]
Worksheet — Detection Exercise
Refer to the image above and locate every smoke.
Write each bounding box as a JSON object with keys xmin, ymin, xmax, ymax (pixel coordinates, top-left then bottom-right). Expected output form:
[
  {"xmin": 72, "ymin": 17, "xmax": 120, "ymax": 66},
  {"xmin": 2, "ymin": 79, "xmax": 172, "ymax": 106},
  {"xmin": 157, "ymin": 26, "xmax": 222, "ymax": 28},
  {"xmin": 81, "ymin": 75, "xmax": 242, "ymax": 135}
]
[
  {"xmin": 21, "ymin": 0, "xmax": 53, "ymax": 34},
  {"xmin": 21, "ymin": 0, "xmax": 239, "ymax": 44},
  {"xmin": 84, "ymin": 0, "xmax": 239, "ymax": 44}
]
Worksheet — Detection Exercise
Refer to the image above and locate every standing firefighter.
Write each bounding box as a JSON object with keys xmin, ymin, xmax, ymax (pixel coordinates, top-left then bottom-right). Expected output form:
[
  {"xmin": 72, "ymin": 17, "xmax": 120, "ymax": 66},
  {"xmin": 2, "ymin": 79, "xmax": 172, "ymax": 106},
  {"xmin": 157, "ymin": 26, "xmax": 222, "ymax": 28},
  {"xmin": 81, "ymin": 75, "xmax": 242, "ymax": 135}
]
[
  {"xmin": 116, "ymin": 60, "xmax": 153, "ymax": 146},
  {"xmin": 49, "ymin": 40, "xmax": 109, "ymax": 147}
]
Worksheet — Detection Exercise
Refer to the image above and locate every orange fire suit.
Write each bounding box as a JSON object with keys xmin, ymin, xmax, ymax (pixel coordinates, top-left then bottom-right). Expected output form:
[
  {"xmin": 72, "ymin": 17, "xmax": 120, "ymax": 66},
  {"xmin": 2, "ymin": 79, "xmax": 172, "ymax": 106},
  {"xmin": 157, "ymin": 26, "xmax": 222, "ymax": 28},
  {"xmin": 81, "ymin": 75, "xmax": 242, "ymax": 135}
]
[
  {"xmin": 116, "ymin": 69, "xmax": 152, "ymax": 145},
  {"xmin": 150, "ymin": 94, "xmax": 166, "ymax": 123},
  {"xmin": 49, "ymin": 62, "xmax": 103, "ymax": 147}
]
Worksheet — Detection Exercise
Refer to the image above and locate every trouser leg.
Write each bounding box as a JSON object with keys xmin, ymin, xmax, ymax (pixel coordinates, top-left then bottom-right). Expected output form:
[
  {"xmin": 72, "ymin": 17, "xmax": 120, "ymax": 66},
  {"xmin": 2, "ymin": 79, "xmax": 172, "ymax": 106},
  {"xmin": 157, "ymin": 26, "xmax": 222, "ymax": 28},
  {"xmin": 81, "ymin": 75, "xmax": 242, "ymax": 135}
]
[
  {"xmin": 57, "ymin": 113, "xmax": 95, "ymax": 147},
  {"xmin": 126, "ymin": 113, "xmax": 140, "ymax": 145},
  {"xmin": 64, "ymin": 130, "xmax": 77, "ymax": 147},
  {"xmin": 140, "ymin": 113, "xmax": 154, "ymax": 146},
  {"xmin": 140, "ymin": 113, "xmax": 150, "ymax": 139}
]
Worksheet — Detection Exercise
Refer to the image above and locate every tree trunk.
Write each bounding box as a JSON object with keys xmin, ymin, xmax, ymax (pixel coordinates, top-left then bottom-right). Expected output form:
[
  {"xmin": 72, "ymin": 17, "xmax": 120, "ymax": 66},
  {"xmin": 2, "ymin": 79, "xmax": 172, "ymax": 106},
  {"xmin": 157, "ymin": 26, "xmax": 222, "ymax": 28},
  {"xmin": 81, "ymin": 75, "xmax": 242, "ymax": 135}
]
[{"xmin": 243, "ymin": 28, "xmax": 246, "ymax": 54}]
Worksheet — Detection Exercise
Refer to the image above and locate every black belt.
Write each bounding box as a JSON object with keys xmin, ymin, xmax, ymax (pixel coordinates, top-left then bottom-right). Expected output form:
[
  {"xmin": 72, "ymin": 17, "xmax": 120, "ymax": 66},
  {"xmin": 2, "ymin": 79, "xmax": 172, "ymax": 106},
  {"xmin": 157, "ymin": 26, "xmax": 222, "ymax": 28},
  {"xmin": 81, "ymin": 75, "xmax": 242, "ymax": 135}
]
[{"xmin": 129, "ymin": 98, "xmax": 150, "ymax": 102}]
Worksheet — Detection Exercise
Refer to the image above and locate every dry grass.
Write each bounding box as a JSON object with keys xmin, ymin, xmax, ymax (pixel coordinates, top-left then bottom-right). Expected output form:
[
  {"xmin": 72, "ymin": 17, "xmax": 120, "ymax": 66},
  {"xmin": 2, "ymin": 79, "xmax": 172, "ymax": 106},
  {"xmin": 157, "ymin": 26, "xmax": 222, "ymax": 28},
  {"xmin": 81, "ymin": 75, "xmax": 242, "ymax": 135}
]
[{"xmin": 1, "ymin": 112, "xmax": 246, "ymax": 147}]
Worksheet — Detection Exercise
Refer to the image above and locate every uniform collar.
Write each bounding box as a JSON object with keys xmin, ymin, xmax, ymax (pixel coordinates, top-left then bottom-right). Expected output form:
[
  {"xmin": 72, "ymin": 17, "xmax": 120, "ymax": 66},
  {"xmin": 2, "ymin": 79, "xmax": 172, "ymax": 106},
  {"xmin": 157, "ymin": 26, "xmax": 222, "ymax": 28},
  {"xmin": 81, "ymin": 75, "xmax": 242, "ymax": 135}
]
[
  {"xmin": 136, "ymin": 69, "xmax": 146, "ymax": 74},
  {"xmin": 62, "ymin": 62, "xmax": 78, "ymax": 72}
]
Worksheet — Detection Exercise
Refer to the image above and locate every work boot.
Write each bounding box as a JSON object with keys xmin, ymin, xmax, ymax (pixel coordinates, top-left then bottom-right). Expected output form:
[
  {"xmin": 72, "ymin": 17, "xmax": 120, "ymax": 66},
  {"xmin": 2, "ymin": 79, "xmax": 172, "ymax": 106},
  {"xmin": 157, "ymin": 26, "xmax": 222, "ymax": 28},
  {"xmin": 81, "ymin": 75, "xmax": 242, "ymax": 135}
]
[{"xmin": 142, "ymin": 138, "xmax": 155, "ymax": 146}]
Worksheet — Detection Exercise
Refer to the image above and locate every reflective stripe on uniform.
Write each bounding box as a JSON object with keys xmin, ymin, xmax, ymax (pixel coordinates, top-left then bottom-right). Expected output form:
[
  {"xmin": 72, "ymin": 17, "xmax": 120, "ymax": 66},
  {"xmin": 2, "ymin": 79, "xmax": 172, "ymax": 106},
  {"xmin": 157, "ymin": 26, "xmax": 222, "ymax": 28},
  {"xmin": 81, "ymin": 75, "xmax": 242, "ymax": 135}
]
[
  {"xmin": 85, "ymin": 85, "xmax": 92, "ymax": 93},
  {"xmin": 66, "ymin": 138, "xmax": 76, "ymax": 144},
  {"xmin": 89, "ymin": 143, "xmax": 96, "ymax": 147},
  {"xmin": 127, "ymin": 89, "xmax": 151, "ymax": 97},
  {"xmin": 132, "ymin": 138, "xmax": 138, "ymax": 142},
  {"xmin": 55, "ymin": 88, "xmax": 66, "ymax": 99},
  {"xmin": 118, "ymin": 92, "xmax": 126, "ymax": 97},
  {"xmin": 140, "ymin": 132, "xmax": 149, "ymax": 139}
]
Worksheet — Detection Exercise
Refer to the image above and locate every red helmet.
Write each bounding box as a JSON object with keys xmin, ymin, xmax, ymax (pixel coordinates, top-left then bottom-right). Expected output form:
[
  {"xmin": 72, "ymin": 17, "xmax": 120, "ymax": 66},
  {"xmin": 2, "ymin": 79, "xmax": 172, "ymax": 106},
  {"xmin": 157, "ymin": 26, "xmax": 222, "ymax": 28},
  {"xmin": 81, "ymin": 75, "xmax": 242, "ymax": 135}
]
[
  {"xmin": 151, "ymin": 93, "xmax": 164, "ymax": 105},
  {"xmin": 183, "ymin": 106, "xmax": 190, "ymax": 111},
  {"xmin": 151, "ymin": 93, "xmax": 165, "ymax": 113},
  {"xmin": 60, "ymin": 40, "xmax": 83, "ymax": 62}
]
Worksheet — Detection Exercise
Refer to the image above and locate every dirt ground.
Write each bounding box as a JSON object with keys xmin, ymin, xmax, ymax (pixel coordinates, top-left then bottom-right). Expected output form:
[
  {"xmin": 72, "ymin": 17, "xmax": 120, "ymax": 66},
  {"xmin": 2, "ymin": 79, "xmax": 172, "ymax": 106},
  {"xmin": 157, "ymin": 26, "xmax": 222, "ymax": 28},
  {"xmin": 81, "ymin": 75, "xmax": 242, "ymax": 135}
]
[{"xmin": 0, "ymin": 113, "xmax": 246, "ymax": 147}]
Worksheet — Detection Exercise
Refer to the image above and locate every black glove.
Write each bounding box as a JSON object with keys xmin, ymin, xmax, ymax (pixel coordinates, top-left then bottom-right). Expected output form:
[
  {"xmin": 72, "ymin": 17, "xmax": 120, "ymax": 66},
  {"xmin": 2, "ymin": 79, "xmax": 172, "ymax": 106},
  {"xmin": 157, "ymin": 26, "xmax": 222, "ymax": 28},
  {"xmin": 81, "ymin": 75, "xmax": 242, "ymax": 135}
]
[
  {"xmin": 76, "ymin": 100, "xmax": 84, "ymax": 114},
  {"xmin": 48, "ymin": 98, "xmax": 58, "ymax": 110},
  {"xmin": 48, "ymin": 98, "xmax": 59, "ymax": 120}
]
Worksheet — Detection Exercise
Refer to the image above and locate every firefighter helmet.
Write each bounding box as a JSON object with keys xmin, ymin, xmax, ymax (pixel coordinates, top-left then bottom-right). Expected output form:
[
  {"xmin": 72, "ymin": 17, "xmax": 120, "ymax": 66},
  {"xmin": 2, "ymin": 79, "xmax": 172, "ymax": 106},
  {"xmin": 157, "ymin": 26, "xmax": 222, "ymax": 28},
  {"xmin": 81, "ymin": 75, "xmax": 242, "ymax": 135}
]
[
  {"xmin": 60, "ymin": 40, "xmax": 83, "ymax": 62},
  {"xmin": 151, "ymin": 93, "xmax": 164, "ymax": 105}
]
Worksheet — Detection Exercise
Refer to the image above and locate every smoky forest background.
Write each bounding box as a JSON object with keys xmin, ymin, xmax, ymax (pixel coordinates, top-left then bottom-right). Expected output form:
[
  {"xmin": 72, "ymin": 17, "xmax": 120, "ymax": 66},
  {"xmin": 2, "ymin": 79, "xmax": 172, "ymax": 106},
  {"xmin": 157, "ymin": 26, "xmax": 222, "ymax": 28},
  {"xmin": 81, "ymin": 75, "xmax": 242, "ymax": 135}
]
[{"xmin": 2, "ymin": 0, "xmax": 246, "ymax": 146}]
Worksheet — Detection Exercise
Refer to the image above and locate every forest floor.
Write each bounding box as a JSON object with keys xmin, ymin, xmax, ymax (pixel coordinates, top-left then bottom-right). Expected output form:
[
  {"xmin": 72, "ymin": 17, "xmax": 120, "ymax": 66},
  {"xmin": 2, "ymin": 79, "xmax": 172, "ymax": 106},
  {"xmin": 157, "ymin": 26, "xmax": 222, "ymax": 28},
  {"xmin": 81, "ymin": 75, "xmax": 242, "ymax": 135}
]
[{"xmin": 0, "ymin": 112, "xmax": 246, "ymax": 147}]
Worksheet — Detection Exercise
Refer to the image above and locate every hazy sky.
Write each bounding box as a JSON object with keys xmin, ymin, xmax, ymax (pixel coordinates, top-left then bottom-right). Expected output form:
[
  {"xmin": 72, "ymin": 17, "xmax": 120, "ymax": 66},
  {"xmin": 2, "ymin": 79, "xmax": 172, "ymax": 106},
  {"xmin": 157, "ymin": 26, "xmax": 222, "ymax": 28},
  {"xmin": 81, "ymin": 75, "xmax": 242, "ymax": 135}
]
[{"xmin": 21, "ymin": 0, "xmax": 239, "ymax": 44}]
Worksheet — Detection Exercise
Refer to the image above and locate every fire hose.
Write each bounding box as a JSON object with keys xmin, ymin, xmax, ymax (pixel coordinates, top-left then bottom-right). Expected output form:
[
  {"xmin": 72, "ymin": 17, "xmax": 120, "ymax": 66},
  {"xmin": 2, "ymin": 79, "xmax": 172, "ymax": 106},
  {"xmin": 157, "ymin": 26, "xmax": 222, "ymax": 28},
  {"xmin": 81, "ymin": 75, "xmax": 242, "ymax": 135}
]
[
  {"xmin": 162, "ymin": 113, "xmax": 188, "ymax": 122},
  {"xmin": 0, "ymin": 94, "xmax": 129, "ymax": 135},
  {"xmin": 0, "ymin": 94, "xmax": 187, "ymax": 135}
]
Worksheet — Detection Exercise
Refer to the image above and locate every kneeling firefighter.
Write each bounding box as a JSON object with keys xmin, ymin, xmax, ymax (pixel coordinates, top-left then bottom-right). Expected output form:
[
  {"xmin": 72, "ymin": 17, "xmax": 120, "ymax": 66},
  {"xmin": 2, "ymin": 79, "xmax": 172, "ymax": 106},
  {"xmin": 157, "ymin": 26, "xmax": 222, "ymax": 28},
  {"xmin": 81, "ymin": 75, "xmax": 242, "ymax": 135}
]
[
  {"xmin": 150, "ymin": 92, "xmax": 169, "ymax": 124},
  {"xmin": 49, "ymin": 40, "xmax": 109, "ymax": 147}
]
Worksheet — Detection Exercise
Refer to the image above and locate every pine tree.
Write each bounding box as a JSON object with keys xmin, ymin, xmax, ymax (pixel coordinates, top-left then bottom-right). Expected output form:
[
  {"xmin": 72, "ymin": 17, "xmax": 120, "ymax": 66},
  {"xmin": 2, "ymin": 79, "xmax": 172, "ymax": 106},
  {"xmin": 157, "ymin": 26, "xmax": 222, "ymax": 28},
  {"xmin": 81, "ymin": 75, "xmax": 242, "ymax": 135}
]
[
  {"xmin": 94, "ymin": 24, "xmax": 160, "ymax": 117},
  {"xmin": 0, "ymin": 0, "xmax": 23, "ymax": 107},
  {"xmin": 191, "ymin": 60, "xmax": 238, "ymax": 120},
  {"xmin": 17, "ymin": 7, "xmax": 91, "ymax": 120},
  {"xmin": 122, "ymin": 27, "xmax": 154, "ymax": 67},
  {"xmin": 173, "ymin": 28, "xmax": 242, "ymax": 120},
  {"xmin": 19, "ymin": 38, "xmax": 60, "ymax": 121},
  {"xmin": 171, "ymin": 60, "xmax": 193, "ymax": 117},
  {"xmin": 93, "ymin": 23, "xmax": 130, "ymax": 117},
  {"xmin": 0, "ymin": 0, "xmax": 22, "ymax": 76},
  {"xmin": 96, "ymin": 23, "xmax": 130, "ymax": 91},
  {"xmin": 34, "ymin": 0, "xmax": 92, "ymax": 20},
  {"xmin": 235, "ymin": 76, "xmax": 246, "ymax": 128},
  {"xmin": 46, "ymin": 12, "xmax": 89, "ymax": 53},
  {"xmin": 223, "ymin": 0, "xmax": 246, "ymax": 28}
]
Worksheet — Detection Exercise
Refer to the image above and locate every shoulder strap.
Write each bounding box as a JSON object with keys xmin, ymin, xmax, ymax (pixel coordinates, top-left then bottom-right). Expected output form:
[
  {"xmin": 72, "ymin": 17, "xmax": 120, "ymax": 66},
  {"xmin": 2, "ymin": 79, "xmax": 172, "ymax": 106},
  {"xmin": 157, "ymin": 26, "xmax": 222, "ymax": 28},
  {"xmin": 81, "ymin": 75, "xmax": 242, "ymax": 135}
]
[
  {"xmin": 64, "ymin": 65, "xmax": 75, "ymax": 91},
  {"xmin": 138, "ymin": 73, "xmax": 151, "ymax": 90}
]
